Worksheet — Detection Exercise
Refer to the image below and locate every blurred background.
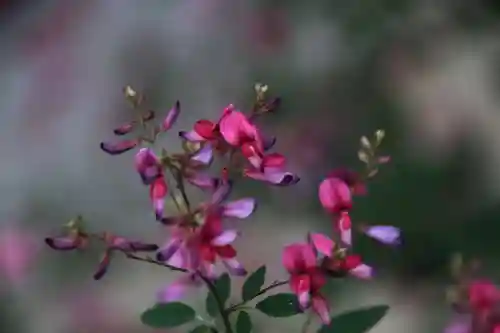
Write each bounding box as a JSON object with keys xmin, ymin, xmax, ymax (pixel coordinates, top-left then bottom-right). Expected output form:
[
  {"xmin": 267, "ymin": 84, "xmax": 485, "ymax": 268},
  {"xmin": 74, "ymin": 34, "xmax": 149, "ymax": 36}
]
[{"xmin": 1, "ymin": 0, "xmax": 500, "ymax": 332}]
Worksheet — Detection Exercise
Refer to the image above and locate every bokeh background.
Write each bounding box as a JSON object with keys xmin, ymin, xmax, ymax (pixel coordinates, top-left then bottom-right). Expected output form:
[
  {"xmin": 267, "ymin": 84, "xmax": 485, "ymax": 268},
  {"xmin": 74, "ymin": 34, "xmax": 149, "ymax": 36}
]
[{"xmin": 2, "ymin": 1, "xmax": 500, "ymax": 332}]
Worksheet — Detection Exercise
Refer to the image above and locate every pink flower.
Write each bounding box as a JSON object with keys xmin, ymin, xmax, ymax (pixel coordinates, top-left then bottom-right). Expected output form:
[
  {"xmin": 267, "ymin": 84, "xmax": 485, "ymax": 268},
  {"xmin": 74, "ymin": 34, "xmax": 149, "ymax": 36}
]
[
  {"xmin": 468, "ymin": 280, "xmax": 500, "ymax": 314},
  {"xmin": 45, "ymin": 230, "xmax": 88, "ymax": 251},
  {"xmin": 282, "ymin": 243, "xmax": 330, "ymax": 324},
  {"xmin": 318, "ymin": 177, "xmax": 353, "ymax": 214},
  {"xmin": 244, "ymin": 153, "xmax": 300, "ymax": 186},
  {"xmin": 327, "ymin": 169, "xmax": 367, "ymax": 196},
  {"xmin": 149, "ymin": 176, "xmax": 168, "ymax": 221},
  {"xmin": 308, "ymin": 232, "xmax": 373, "ymax": 280},
  {"xmin": 134, "ymin": 148, "xmax": 162, "ymax": 185},
  {"xmin": 160, "ymin": 101, "xmax": 181, "ymax": 131}
]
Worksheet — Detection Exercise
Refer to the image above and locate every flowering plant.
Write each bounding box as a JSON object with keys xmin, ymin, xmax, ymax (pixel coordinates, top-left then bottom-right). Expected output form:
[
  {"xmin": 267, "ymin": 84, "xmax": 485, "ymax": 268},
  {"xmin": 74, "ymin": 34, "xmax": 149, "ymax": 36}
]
[{"xmin": 45, "ymin": 84, "xmax": 399, "ymax": 333}]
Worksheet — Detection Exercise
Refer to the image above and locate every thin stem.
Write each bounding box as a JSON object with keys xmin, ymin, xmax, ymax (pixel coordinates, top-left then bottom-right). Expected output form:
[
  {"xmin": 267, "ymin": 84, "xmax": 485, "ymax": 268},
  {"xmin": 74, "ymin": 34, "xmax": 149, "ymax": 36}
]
[
  {"xmin": 197, "ymin": 272, "xmax": 234, "ymax": 333},
  {"xmin": 301, "ymin": 312, "xmax": 313, "ymax": 333},
  {"xmin": 123, "ymin": 252, "xmax": 187, "ymax": 272},
  {"xmin": 226, "ymin": 280, "xmax": 289, "ymax": 313}
]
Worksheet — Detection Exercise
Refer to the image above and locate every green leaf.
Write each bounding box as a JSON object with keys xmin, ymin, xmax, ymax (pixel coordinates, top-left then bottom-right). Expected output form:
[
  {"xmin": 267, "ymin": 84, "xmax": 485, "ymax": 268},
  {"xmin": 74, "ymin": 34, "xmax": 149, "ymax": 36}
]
[
  {"xmin": 242, "ymin": 265, "xmax": 266, "ymax": 301},
  {"xmin": 189, "ymin": 325, "xmax": 218, "ymax": 333},
  {"xmin": 206, "ymin": 273, "xmax": 231, "ymax": 317},
  {"xmin": 318, "ymin": 305, "xmax": 389, "ymax": 333},
  {"xmin": 255, "ymin": 293, "xmax": 302, "ymax": 317},
  {"xmin": 236, "ymin": 311, "xmax": 252, "ymax": 333},
  {"xmin": 140, "ymin": 302, "xmax": 196, "ymax": 328}
]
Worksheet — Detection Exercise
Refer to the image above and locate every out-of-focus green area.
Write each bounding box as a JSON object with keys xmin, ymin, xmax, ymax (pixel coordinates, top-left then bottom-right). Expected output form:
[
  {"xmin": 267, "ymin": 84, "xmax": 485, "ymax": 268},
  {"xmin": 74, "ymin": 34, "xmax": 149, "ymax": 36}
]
[{"xmin": 2, "ymin": 1, "xmax": 500, "ymax": 332}]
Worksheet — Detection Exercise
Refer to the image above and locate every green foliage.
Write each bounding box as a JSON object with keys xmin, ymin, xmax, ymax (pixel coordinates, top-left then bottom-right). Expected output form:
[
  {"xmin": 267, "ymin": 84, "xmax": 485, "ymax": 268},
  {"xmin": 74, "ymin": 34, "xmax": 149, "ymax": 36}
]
[
  {"xmin": 255, "ymin": 293, "xmax": 302, "ymax": 317},
  {"xmin": 190, "ymin": 325, "xmax": 218, "ymax": 333},
  {"xmin": 206, "ymin": 273, "xmax": 231, "ymax": 317},
  {"xmin": 318, "ymin": 305, "xmax": 389, "ymax": 333},
  {"xmin": 236, "ymin": 311, "xmax": 253, "ymax": 333},
  {"xmin": 141, "ymin": 302, "xmax": 196, "ymax": 328},
  {"xmin": 242, "ymin": 265, "xmax": 266, "ymax": 301}
]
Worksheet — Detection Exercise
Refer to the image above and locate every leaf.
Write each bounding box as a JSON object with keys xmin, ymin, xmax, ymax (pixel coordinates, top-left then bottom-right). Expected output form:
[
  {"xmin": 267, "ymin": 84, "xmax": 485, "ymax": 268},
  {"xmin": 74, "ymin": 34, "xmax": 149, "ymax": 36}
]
[
  {"xmin": 317, "ymin": 305, "xmax": 389, "ymax": 333},
  {"xmin": 242, "ymin": 265, "xmax": 266, "ymax": 301},
  {"xmin": 255, "ymin": 293, "xmax": 302, "ymax": 317},
  {"xmin": 141, "ymin": 302, "xmax": 196, "ymax": 328},
  {"xmin": 190, "ymin": 325, "xmax": 218, "ymax": 333},
  {"xmin": 206, "ymin": 273, "xmax": 231, "ymax": 317},
  {"xmin": 236, "ymin": 311, "xmax": 252, "ymax": 333}
]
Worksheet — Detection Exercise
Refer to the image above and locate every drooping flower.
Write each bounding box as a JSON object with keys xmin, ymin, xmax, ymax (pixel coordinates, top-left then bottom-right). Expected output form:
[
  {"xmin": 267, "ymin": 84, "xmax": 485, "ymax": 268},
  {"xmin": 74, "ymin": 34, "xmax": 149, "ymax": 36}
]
[
  {"xmin": 282, "ymin": 243, "xmax": 330, "ymax": 324},
  {"xmin": 308, "ymin": 232, "xmax": 373, "ymax": 280},
  {"xmin": 45, "ymin": 229, "xmax": 88, "ymax": 251},
  {"xmin": 244, "ymin": 153, "xmax": 300, "ymax": 186}
]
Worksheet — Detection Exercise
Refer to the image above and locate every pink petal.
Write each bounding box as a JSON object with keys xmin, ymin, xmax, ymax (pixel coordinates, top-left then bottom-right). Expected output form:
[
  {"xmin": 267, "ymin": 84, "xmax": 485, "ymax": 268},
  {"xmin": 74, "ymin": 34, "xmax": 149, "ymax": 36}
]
[
  {"xmin": 150, "ymin": 177, "xmax": 168, "ymax": 220},
  {"xmin": 210, "ymin": 181, "xmax": 233, "ymax": 205},
  {"xmin": 319, "ymin": 177, "xmax": 352, "ymax": 213},
  {"xmin": 179, "ymin": 130, "xmax": 205, "ymax": 142},
  {"xmin": 191, "ymin": 144, "xmax": 213, "ymax": 165},
  {"xmin": 337, "ymin": 212, "xmax": 352, "ymax": 246},
  {"xmin": 263, "ymin": 153, "xmax": 286, "ymax": 168},
  {"xmin": 157, "ymin": 274, "xmax": 199, "ymax": 303},
  {"xmin": 222, "ymin": 198, "xmax": 256, "ymax": 219},
  {"xmin": 312, "ymin": 295, "xmax": 331, "ymax": 325},
  {"xmin": 161, "ymin": 101, "xmax": 180, "ymax": 131},
  {"xmin": 45, "ymin": 236, "xmax": 78, "ymax": 251},
  {"xmin": 99, "ymin": 140, "xmax": 138, "ymax": 155},
  {"xmin": 308, "ymin": 233, "xmax": 335, "ymax": 257},
  {"xmin": 166, "ymin": 246, "xmax": 188, "ymax": 268},
  {"xmin": 186, "ymin": 173, "xmax": 219, "ymax": 190},
  {"xmin": 135, "ymin": 148, "xmax": 161, "ymax": 185},
  {"xmin": 93, "ymin": 251, "xmax": 112, "ymax": 280},
  {"xmin": 349, "ymin": 264, "xmax": 373, "ymax": 280},
  {"xmin": 444, "ymin": 316, "xmax": 471, "ymax": 333},
  {"xmin": 364, "ymin": 226, "xmax": 401, "ymax": 245},
  {"xmin": 222, "ymin": 257, "xmax": 247, "ymax": 276},
  {"xmin": 211, "ymin": 230, "xmax": 239, "ymax": 246},
  {"xmin": 377, "ymin": 156, "xmax": 391, "ymax": 164},
  {"xmin": 113, "ymin": 122, "xmax": 134, "ymax": 135},
  {"xmin": 245, "ymin": 168, "xmax": 300, "ymax": 186},
  {"xmin": 219, "ymin": 110, "xmax": 246, "ymax": 146},
  {"xmin": 282, "ymin": 243, "xmax": 317, "ymax": 273},
  {"xmin": 290, "ymin": 275, "xmax": 311, "ymax": 309},
  {"xmin": 157, "ymin": 239, "xmax": 182, "ymax": 262}
]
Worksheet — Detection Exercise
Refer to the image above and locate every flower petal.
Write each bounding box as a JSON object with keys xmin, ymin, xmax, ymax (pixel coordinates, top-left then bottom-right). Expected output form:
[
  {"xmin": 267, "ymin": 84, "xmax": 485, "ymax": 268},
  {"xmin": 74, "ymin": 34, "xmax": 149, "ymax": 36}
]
[
  {"xmin": 290, "ymin": 274, "xmax": 311, "ymax": 309},
  {"xmin": 166, "ymin": 246, "xmax": 188, "ymax": 268},
  {"xmin": 135, "ymin": 148, "xmax": 161, "ymax": 185},
  {"xmin": 282, "ymin": 243, "xmax": 316, "ymax": 273},
  {"xmin": 222, "ymin": 257, "xmax": 247, "ymax": 276},
  {"xmin": 161, "ymin": 101, "xmax": 180, "ymax": 131},
  {"xmin": 349, "ymin": 264, "xmax": 373, "ymax": 280},
  {"xmin": 210, "ymin": 181, "xmax": 232, "ymax": 205},
  {"xmin": 194, "ymin": 120, "xmax": 217, "ymax": 140},
  {"xmin": 308, "ymin": 233, "xmax": 335, "ymax": 257},
  {"xmin": 99, "ymin": 140, "xmax": 138, "ymax": 155},
  {"xmin": 93, "ymin": 251, "xmax": 112, "ymax": 280},
  {"xmin": 113, "ymin": 122, "xmax": 134, "ymax": 135},
  {"xmin": 156, "ymin": 274, "xmax": 199, "ymax": 303},
  {"xmin": 157, "ymin": 238, "xmax": 183, "ymax": 262},
  {"xmin": 219, "ymin": 110, "xmax": 245, "ymax": 146},
  {"xmin": 337, "ymin": 212, "xmax": 352, "ymax": 246},
  {"xmin": 319, "ymin": 177, "xmax": 352, "ymax": 213},
  {"xmin": 191, "ymin": 143, "xmax": 213, "ymax": 165},
  {"xmin": 179, "ymin": 130, "xmax": 205, "ymax": 142},
  {"xmin": 222, "ymin": 198, "xmax": 256, "ymax": 219},
  {"xmin": 186, "ymin": 173, "xmax": 219, "ymax": 190},
  {"xmin": 312, "ymin": 294, "xmax": 331, "ymax": 325},
  {"xmin": 211, "ymin": 230, "xmax": 239, "ymax": 246},
  {"xmin": 245, "ymin": 168, "xmax": 300, "ymax": 186},
  {"xmin": 150, "ymin": 177, "xmax": 168, "ymax": 220},
  {"xmin": 363, "ymin": 225, "xmax": 401, "ymax": 245},
  {"xmin": 45, "ymin": 236, "xmax": 79, "ymax": 251}
]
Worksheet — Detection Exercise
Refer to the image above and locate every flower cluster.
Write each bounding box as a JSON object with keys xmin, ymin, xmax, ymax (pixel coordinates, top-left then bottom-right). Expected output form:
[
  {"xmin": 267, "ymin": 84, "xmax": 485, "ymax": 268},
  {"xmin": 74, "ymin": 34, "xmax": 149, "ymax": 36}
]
[
  {"xmin": 445, "ymin": 255, "xmax": 500, "ymax": 333},
  {"xmin": 45, "ymin": 84, "xmax": 397, "ymax": 333}
]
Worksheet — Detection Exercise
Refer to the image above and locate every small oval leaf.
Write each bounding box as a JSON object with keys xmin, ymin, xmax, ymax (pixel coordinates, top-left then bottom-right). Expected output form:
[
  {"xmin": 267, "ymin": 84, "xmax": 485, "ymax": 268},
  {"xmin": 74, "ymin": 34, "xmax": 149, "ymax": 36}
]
[
  {"xmin": 206, "ymin": 273, "xmax": 231, "ymax": 317},
  {"xmin": 236, "ymin": 311, "xmax": 252, "ymax": 333},
  {"xmin": 140, "ymin": 302, "xmax": 196, "ymax": 328},
  {"xmin": 242, "ymin": 265, "xmax": 266, "ymax": 301},
  {"xmin": 255, "ymin": 293, "xmax": 301, "ymax": 317},
  {"xmin": 317, "ymin": 305, "xmax": 389, "ymax": 333},
  {"xmin": 190, "ymin": 325, "xmax": 218, "ymax": 333}
]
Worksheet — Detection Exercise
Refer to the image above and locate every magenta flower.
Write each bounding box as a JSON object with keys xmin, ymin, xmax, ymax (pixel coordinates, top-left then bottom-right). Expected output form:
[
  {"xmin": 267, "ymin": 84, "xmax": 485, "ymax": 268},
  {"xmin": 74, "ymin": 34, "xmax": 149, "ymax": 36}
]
[
  {"xmin": 318, "ymin": 177, "xmax": 353, "ymax": 214},
  {"xmin": 282, "ymin": 243, "xmax": 330, "ymax": 324},
  {"xmin": 134, "ymin": 148, "xmax": 162, "ymax": 185},
  {"xmin": 244, "ymin": 153, "xmax": 300, "ymax": 186},
  {"xmin": 149, "ymin": 176, "xmax": 168, "ymax": 221},
  {"xmin": 309, "ymin": 232, "xmax": 373, "ymax": 280}
]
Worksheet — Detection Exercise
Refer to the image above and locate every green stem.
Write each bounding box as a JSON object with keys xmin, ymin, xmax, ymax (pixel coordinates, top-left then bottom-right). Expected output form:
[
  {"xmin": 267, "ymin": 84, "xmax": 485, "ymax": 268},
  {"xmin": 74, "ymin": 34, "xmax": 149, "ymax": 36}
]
[
  {"xmin": 226, "ymin": 280, "xmax": 289, "ymax": 313},
  {"xmin": 197, "ymin": 273, "xmax": 234, "ymax": 333}
]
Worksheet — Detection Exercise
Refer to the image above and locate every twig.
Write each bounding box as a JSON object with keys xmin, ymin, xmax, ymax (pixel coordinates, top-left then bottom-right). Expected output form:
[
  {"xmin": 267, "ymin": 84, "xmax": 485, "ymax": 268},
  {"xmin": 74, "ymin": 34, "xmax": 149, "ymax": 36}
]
[
  {"xmin": 124, "ymin": 252, "xmax": 188, "ymax": 272},
  {"xmin": 197, "ymin": 272, "xmax": 234, "ymax": 333},
  {"xmin": 226, "ymin": 280, "xmax": 289, "ymax": 313}
]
